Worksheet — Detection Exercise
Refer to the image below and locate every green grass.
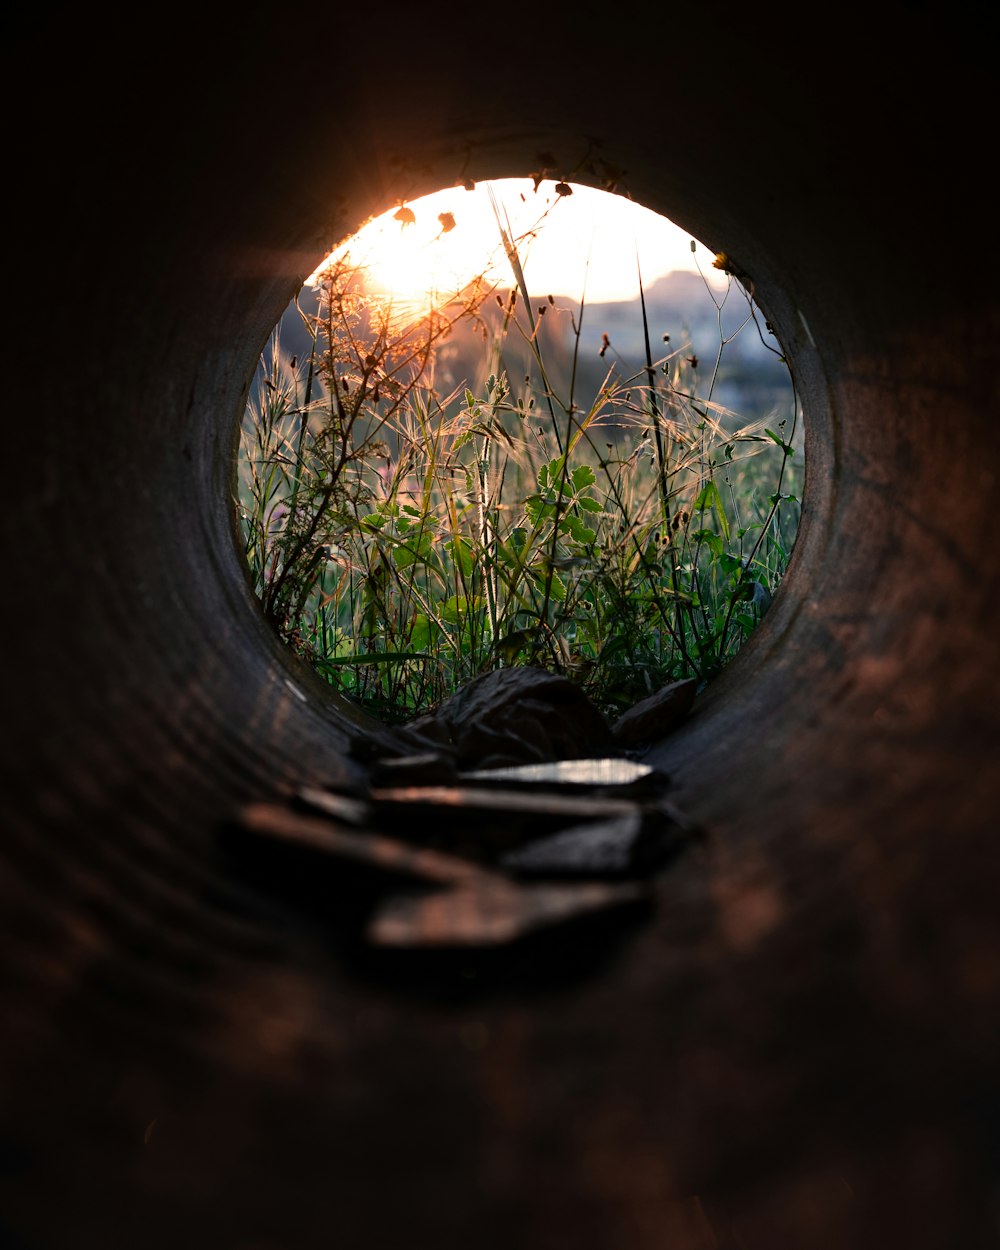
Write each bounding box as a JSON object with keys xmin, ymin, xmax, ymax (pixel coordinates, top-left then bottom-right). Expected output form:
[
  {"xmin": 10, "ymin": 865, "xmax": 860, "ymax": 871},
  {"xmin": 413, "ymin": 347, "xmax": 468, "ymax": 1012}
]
[{"xmin": 236, "ymin": 195, "xmax": 801, "ymax": 723}]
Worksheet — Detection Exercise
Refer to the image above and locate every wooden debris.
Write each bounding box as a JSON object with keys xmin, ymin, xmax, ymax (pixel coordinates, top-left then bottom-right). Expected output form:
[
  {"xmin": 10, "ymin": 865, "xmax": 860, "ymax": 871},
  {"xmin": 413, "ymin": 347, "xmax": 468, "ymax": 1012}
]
[
  {"xmin": 235, "ymin": 801, "xmax": 650, "ymax": 948},
  {"xmin": 364, "ymin": 784, "xmax": 641, "ymax": 861},
  {"xmin": 368, "ymin": 877, "xmax": 647, "ymax": 947},
  {"xmin": 239, "ymin": 802, "xmax": 479, "ymax": 885},
  {"xmin": 296, "ymin": 787, "xmax": 369, "ymax": 825},
  {"xmin": 227, "ymin": 675, "xmax": 703, "ymax": 951},
  {"xmin": 461, "ymin": 757, "xmax": 663, "ymax": 792},
  {"xmin": 369, "ymin": 752, "xmax": 459, "ymax": 788},
  {"xmin": 368, "ymin": 784, "xmax": 637, "ymax": 823}
]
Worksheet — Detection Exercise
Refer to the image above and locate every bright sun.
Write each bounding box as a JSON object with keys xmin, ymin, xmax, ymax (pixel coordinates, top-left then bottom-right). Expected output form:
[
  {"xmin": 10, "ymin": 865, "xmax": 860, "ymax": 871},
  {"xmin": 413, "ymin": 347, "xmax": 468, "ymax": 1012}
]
[{"xmin": 309, "ymin": 179, "xmax": 724, "ymax": 309}]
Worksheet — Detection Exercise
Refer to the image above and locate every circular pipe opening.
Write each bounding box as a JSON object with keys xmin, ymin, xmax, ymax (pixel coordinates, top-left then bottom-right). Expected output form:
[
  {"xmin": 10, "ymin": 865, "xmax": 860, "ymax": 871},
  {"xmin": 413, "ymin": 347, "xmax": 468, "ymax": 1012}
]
[{"xmin": 231, "ymin": 176, "xmax": 809, "ymax": 736}]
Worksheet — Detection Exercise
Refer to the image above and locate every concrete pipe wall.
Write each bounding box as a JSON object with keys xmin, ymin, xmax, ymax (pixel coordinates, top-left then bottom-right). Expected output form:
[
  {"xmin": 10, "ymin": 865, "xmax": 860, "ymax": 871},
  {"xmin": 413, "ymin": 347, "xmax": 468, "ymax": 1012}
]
[{"xmin": 5, "ymin": 5, "xmax": 999, "ymax": 1248}]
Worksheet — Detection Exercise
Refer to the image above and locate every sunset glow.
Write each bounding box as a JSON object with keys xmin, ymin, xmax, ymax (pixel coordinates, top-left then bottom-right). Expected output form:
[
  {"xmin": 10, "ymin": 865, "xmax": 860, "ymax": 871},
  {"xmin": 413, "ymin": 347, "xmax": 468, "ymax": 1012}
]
[{"xmin": 309, "ymin": 179, "xmax": 725, "ymax": 310}]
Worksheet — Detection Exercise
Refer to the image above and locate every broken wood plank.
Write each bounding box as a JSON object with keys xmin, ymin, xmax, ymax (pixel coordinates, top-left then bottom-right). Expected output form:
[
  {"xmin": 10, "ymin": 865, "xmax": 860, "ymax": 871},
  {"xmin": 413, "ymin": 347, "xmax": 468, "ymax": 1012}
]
[
  {"xmin": 368, "ymin": 877, "xmax": 648, "ymax": 947},
  {"xmin": 460, "ymin": 757, "xmax": 664, "ymax": 793},
  {"xmin": 367, "ymin": 784, "xmax": 638, "ymax": 822},
  {"xmin": 239, "ymin": 802, "xmax": 484, "ymax": 886}
]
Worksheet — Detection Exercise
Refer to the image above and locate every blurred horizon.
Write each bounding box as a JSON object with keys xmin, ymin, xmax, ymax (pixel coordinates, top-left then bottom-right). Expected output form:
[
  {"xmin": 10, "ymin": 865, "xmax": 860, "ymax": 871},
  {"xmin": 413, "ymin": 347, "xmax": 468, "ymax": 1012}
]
[{"xmin": 309, "ymin": 178, "xmax": 727, "ymax": 307}]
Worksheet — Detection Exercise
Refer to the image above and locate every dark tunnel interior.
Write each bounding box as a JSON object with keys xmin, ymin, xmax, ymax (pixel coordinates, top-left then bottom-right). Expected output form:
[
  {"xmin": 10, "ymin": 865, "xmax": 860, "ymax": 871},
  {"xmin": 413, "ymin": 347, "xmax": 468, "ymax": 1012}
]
[{"xmin": 5, "ymin": 5, "xmax": 1000, "ymax": 1247}]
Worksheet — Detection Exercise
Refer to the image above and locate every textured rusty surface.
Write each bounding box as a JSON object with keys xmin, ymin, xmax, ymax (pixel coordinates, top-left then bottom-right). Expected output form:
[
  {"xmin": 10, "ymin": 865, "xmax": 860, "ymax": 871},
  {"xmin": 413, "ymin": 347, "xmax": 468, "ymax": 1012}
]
[{"xmin": 4, "ymin": 4, "xmax": 1000, "ymax": 1248}]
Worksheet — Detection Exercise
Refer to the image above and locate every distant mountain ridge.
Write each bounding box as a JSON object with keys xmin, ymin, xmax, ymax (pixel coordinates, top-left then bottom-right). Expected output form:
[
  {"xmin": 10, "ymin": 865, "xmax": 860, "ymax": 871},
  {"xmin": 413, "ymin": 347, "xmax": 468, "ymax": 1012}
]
[{"xmin": 270, "ymin": 268, "xmax": 791, "ymax": 423}]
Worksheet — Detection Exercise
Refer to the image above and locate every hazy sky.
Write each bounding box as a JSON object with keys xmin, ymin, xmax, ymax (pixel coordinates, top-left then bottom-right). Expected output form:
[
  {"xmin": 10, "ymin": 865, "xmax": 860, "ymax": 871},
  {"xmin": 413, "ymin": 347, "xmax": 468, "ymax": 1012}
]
[{"xmin": 309, "ymin": 178, "xmax": 725, "ymax": 306}]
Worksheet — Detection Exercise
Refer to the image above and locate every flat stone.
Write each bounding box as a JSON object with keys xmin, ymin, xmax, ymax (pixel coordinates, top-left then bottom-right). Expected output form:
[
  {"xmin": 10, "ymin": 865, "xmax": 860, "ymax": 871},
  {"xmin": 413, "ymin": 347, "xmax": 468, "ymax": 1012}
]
[
  {"xmin": 611, "ymin": 678, "xmax": 698, "ymax": 747},
  {"xmin": 368, "ymin": 877, "xmax": 647, "ymax": 947},
  {"xmin": 431, "ymin": 667, "xmax": 618, "ymax": 768},
  {"xmin": 501, "ymin": 813, "xmax": 645, "ymax": 875},
  {"xmin": 500, "ymin": 809, "xmax": 685, "ymax": 878}
]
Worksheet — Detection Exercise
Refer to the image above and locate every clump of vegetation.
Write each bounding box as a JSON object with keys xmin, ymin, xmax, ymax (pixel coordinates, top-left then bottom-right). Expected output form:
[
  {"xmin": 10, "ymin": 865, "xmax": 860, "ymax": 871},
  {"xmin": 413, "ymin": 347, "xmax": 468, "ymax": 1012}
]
[{"xmin": 236, "ymin": 190, "xmax": 801, "ymax": 723}]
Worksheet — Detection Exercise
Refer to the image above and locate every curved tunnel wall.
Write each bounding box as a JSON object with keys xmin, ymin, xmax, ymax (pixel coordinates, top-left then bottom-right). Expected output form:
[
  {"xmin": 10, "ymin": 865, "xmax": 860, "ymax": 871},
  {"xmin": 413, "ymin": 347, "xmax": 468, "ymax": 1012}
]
[{"xmin": 5, "ymin": 6, "xmax": 1000, "ymax": 1248}]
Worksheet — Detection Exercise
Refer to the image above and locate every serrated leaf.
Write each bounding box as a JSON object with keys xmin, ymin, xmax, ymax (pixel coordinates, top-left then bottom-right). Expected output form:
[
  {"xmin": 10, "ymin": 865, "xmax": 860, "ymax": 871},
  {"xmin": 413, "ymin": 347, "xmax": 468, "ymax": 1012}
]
[
  {"xmin": 531, "ymin": 568, "xmax": 567, "ymax": 601},
  {"xmin": 560, "ymin": 514, "xmax": 597, "ymax": 545},
  {"xmin": 541, "ymin": 454, "xmax": 567, "ymax": 492},
  {"xmin": 439, "ymin": 593, "xmax": 485, "ymax": 624},
  {"xmin": 524, "ymin": 495, "xmax": 555, "ymax": 526},
  {"xmin": 571, "ymin": 464, "xmax": 597, "ymax": 491},
  {"xmin": 393, "ymin": 527, "xmax": 434, "ymax": 570},
  {"xmin": 409, "ymin": 613, "xmax": 439, "ymax": 651}
]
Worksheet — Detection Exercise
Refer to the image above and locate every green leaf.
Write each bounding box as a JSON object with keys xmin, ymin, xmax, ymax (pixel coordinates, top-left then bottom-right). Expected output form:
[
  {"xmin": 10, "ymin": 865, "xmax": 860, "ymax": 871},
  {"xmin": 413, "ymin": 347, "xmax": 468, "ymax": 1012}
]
[
  {"xmin": 571, "ymin": 464, "xmax": 596, "ymax": 491},
  {"xmin": 440, "ymin": 593, "xmax": 485, "ymax": 624},
  {"xmin": 691, "ymin": 480, "xmax": 731, "ymax": 542},
  {"xmin": 495, "ymin": 627, "xmax": 537, "ymax": 663},
  {"xmin": 765, "ymin": 428, "xmax": 795, "ymax": 457},
  {"xmin": 524, "ymin": 495, "xmax": 556, "ymax": 526},
  {"xmin": 409, "ymin": 613, "xmax": 439, "ymax": 651},
  {"xmin": 577, "ymin": 495, "xmax": 604, "ymax": 513},
  {"xmin": 393, "ymin": 527, "xmax": 434, "ymax": 569},
  {"xmin": 361, "ymin": 502, "xmax": 399, "ymax": 531},
  {"xmin": 313, "ymin": 650, "xmax": 429, "ymax": 668},
  {"xmin": 538, "ymin": 454, "xmax": 567, "ymax": 493},
  {"xmin": 531, "ymin": 567, "xmax": 567, "ymax": 601},
  {"xmin": 692, "ymin": 528, "xmax": 724, "ymax": 557},
  {"xmin": 448, "ymin": 536, "xmax": 474, "ymax": 578},
  {"xmin": 560, "ymin": 514, "xmax": 597, "ymax": 545},
  {"xmin": 497, "ymin": 528, "xmax": 529, "ymax": 569}
]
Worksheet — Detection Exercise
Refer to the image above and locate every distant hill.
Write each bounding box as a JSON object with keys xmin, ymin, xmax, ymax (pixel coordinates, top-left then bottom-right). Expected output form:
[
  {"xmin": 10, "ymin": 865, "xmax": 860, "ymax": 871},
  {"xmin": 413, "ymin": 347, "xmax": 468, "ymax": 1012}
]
[{"xmin": 266, "ymin": 269, "xmax": 792, "ymax": 426}]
